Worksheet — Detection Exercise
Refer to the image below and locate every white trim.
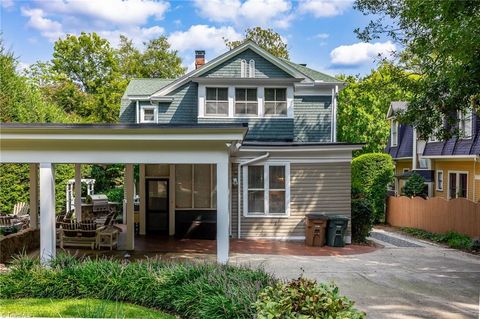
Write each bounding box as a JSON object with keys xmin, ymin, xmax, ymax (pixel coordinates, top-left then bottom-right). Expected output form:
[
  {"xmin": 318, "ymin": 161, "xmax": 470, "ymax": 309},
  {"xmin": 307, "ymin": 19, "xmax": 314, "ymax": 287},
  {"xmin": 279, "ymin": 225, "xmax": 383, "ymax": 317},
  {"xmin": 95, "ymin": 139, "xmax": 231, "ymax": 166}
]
[
  {"xmin": 150, "ymin": 41, "xmax": 307, "ymax": 97},
  {"xmin": 140, "ymin": 105, "xmax": 157, "ymax": 124},
  {"xmin": 391, "ymin": 120, "xmax": 398, "ymax": 147},
  {"xmin": 447, "ymin": 170, "xmax": 469, "ymax": 199},
  {"xmin": 135, "ymin": 100, "xmax": 140, "ymax": 124},
  {"xmin": 243, "ymin": 162, "xmax": 290, "ymax": 218},
  {"xmin": 240, "ymin": 59, "xmax": 247, "ymax": 78},
  {"xmin": 435, "ymin": 170, "xmax": 444, "ymax": 191},
  {"xmin": 249, "ymin": 59, "xmax": 255, "ymax": 78},
  {"xmin": 331, "ymin": 85, "xmax": 338, "ymax": 142},
  {"xmin": 421, "ymin": 155, "xmax": 479, "ymax": 160},
  {"xmin": 39, "ymin": 162, "xmax": 56, "ymax": 266}
]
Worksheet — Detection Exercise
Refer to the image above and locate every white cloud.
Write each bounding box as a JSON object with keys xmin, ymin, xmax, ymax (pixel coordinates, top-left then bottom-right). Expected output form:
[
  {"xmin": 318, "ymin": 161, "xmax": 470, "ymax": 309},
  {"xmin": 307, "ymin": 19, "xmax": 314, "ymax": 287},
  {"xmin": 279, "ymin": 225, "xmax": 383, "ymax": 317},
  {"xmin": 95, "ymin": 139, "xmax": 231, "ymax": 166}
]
[
  {"xmin": 1, "ymin": 0, "xmax": 14, "ymax": 9},
  {"xmin": 21, "ymin": 7, "xmax": 64, "ymax": 42},
  {"xmin": 168, "ymin": 25, "xmax": 242, "ymax": 70},
  {"xmin": 99, "ymin": 26, "xmax": 165, "ymax": 47},
  {"xmin": 312, "ymin": 33, "xmax": 329, "ymax": 39},
  {"xmin": 330, "ymin": 41, "xmax": 396, "ymax": 66},
  {"xmin": 193, "ymin": 0, "xmax": 293, "ymax": 28},
  {"xmin": 298, "ymin": 0, "xmax": 353, "ymax": 17},
  {"xmin": 35, "ymin": 0, "xmax": 169, "ymax": 26}
]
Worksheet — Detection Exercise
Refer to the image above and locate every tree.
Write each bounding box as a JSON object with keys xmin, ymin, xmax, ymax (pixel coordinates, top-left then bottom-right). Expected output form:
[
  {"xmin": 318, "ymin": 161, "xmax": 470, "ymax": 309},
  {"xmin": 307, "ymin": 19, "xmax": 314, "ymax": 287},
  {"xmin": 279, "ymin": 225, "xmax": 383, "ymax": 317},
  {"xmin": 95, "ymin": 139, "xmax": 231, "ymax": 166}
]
[
  {"xmin": 403, "ymin": 172, "xmax": 426, "ymax": 197},
  {"xmin": 140, "ymin": 37, "xmax": 186, "ymax": 78},
  {"xmin": 354, "ymin": 0, "xmax": 480, "ymax": 139},
  {"xmin": 337, "ymin": 62, "xmax": 412, "ymax": 154},
  {"xmin": 224, "ymin": 27, "xmax": 289, "ymax": 59}
]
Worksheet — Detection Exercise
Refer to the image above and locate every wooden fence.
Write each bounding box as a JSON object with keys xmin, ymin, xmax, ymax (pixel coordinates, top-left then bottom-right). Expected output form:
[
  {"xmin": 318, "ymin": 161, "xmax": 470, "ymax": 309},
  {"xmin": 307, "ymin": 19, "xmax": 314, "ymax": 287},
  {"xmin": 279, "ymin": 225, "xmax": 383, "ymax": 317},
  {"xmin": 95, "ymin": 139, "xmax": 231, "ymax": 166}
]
[{"xmin": 386, "ymin": 196, "xmax": 480, "ymax": 238}]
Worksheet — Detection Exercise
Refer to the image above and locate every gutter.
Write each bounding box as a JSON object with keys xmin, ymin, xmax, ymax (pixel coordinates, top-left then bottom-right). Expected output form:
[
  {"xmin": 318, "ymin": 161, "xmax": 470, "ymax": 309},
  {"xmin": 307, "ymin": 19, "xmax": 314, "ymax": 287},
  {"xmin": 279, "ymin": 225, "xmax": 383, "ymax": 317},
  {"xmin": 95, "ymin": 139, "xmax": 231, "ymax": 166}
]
[{"xmin": 237, "ymin": 152, "xmax": 270, "ymax": 239}]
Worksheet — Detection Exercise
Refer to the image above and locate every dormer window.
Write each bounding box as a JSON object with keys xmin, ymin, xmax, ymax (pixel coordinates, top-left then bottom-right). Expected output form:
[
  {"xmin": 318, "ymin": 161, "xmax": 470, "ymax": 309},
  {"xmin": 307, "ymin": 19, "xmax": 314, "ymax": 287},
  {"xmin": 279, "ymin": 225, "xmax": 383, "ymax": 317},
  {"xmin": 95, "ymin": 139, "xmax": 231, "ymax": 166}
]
[
  {"xmin": 249, "ymin": 59, "xmax": 255, "ymax": 78},
  {"xmin": 140, "ymin": 105, "xmax": 157, "ymax": 123},
  {"xmin": 235, "ymin": 88, "xmax": 258, "ymax": 116},
  {"xmin": 458, "ymin": 109, "xmax": 473, "ymax": 138},
  {"xmin": 391, "ymin": 120, "xmax": 398, "ymax": 147},
  {"xmin": 205, "ymin": 87, "xmax": 228, "ymax": 116},
  {"xmin": 240, "ymin": 59, "xmax": 247, "ymax": 78}
]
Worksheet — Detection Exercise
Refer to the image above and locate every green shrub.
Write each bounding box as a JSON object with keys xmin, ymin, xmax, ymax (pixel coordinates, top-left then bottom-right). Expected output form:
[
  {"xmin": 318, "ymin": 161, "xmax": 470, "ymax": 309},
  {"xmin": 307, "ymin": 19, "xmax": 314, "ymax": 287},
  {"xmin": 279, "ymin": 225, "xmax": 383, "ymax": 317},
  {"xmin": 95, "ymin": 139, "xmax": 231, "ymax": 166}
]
[
  {"xmin": 403, "ymin": 172, "xmax": 426, "ymax": 197},
  {"xmin": 351, "ymin": 197, "xmax": 374, "ymax": 243},
  {"xmin": 352, "ymin": 153, "xmax": 394, "ymax": 223},
  {"xmin": 0, "ymin": 255, "xmax": 276, "ymax": 319},
  {"xmin": 254, "ymin": 276, "xmax": 365, "ymax": 319},
  {"xmin": 402, "ymin": 228, "xmax": 474, "ymax": 250}
]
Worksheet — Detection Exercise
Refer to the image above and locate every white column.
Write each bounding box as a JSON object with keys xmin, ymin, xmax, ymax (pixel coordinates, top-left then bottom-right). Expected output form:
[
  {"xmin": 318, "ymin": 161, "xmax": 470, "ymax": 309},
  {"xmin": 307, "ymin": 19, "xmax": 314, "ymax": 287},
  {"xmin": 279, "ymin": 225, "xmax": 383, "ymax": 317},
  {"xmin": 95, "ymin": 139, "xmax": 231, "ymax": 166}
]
[
  {"xmin": 75, "ymin": 164, "xmax": 82, "ymax": 221},
  {"xmin": 216, "ymin": 159, "xmax": 230, "ymax": 264},
  {"xmin": 29, "ymin": 164, "xmax": 38, "ymax": 229},
  {"xmin": 139, "ymin": 164, "xmax": 146, "ymax": 235},
  {"xmin": 169, "ymin": 165, "xmax": 176, "ymax": 236},
  {"xmin": 39, "ymin": 163, "xmax": 56, "ymax": 266},
  {"xmin": 125, "ymin": 164, "xmax": 135, "ymax": 250}
]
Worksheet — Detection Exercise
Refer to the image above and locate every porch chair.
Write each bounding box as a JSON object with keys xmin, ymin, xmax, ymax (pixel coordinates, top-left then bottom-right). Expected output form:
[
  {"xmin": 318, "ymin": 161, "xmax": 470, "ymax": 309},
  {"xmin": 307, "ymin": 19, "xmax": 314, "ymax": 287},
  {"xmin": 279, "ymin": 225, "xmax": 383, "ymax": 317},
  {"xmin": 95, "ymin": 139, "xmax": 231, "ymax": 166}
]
[{"xmin": 58, "ymin": 220, "xmax": 101, "ymax": 250}]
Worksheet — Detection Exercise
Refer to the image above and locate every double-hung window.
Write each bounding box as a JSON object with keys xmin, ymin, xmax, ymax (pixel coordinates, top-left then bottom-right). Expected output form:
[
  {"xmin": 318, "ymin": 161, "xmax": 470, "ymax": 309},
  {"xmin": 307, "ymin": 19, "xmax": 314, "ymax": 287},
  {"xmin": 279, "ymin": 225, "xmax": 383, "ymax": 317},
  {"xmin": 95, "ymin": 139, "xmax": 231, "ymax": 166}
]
[
  {"xmin": 458, "ymin": 109, "xmax": 473, "ymax": 138},
  {"xmin": 391, "ymin": 120, "xmax": 398, "ymax": 147},
  {"xmin": 205, "ymin": 87, "xmax": 228, "ymax": 116},
  {"xmin": 436, "ymin": 170, "xmax": 443, "ymax": 191},
  {"xmin": 235, "ymin": 88, "xmax": 258, "ymax": 116},
  {"xmin": 244, "ymin": 163, "xmax": 290, "ymax": 217},
  {"xmin": 140, "ymin": 106, "xmax": 157, "ymax": 123},
  {"xmin": 264, "ymin": 88, "xmax": 287, "ymax": 116}
]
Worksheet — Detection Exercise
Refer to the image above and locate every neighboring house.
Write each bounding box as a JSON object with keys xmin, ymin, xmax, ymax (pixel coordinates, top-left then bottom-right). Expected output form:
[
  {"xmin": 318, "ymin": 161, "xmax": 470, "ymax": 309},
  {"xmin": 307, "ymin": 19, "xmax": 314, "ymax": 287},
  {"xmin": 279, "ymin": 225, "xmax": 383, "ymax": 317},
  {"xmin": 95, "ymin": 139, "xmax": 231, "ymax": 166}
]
[
  {"xmin": 120, "ymin": 40, "xmax": 361, "ymax": 244},
  {"xmin": 385, "ymin": 101, "xmax": 480, "ymax": 201},
  {"xmin": 0, "ymin": 40, "xmax": 361, "ymax": 264}
]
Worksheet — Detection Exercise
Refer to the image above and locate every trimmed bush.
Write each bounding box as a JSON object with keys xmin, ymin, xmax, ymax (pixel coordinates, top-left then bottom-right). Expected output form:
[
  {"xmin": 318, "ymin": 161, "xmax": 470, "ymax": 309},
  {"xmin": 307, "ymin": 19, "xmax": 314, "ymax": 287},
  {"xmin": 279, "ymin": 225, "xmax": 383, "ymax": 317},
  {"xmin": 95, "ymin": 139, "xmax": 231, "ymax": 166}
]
[
  {"xmin": 352, "ymin": 153, "xmax": 394, "ymax": 223},
  {"xmin": 0, "ymin": 255, "xmax": 274, "ymax": 319},
  {"xmin": 403, "ymin": 172, "xmax": 426, "ymax": 197},
  {"xmin": 254, "ymin": 276, "xmax": 365, "ymax": 319},
  {"xmin": 351, "ymin": 197, "xmax": 374, "ymax": 243}
]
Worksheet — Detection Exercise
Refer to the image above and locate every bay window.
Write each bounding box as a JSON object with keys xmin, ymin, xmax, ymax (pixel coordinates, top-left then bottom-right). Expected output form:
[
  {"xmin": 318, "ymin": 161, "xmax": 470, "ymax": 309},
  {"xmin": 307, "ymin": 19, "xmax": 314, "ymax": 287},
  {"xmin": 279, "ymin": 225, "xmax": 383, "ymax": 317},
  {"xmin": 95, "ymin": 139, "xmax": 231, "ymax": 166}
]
[
  {"xmin": 205, "ymin": 87, "xmax": 228, "ymax": 116},
  {"xmin": 264, "ymin": 88, "xmax": 287, "ymax": 116},
  {"xmin": 235, "ymin": 88, "xmax": 258, "ymax": 116},
  {"xmin": 243, "ymin": 163, "xmax": 290, "ymax": 217}
]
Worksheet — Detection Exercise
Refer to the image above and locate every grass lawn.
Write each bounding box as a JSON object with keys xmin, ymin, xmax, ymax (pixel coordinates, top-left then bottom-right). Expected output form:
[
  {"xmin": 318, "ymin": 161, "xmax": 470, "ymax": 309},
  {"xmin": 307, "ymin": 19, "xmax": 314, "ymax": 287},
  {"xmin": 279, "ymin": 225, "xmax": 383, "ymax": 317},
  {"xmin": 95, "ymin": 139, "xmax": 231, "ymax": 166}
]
[{"xmin": 0, "ymin": 298, "xmax": 174, "ymax": 318}]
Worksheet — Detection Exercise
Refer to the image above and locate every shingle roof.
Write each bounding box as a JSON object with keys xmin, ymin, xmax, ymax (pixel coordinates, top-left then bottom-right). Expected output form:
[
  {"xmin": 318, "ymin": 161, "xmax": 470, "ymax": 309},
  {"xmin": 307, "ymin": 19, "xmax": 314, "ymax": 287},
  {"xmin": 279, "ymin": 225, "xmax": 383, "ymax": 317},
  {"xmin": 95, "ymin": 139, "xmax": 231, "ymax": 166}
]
[
  {"xmin": 124, "ymin": 78, "xmax": 175, "ymax": 96},
  {"xmin": 280, "ymin": 58, "xmax": 342, "ymax": 83}
]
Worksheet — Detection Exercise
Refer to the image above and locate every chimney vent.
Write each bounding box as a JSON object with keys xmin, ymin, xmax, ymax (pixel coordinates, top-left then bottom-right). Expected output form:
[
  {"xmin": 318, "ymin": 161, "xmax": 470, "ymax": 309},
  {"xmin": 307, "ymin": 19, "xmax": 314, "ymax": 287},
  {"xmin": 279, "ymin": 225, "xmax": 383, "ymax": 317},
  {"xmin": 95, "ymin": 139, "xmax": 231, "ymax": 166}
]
[{"xmin": 195, "ymin": 50, "xmax": 205, "ymax": 69}]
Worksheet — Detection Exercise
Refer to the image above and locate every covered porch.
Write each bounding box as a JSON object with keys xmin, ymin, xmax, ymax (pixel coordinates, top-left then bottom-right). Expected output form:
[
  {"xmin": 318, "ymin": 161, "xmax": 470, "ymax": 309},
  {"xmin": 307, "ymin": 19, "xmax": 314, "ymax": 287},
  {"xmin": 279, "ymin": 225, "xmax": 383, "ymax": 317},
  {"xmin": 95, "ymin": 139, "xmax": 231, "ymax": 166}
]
[{"xmin": 0, "ymin": 123, "xmax": 247, "ymax": 264}]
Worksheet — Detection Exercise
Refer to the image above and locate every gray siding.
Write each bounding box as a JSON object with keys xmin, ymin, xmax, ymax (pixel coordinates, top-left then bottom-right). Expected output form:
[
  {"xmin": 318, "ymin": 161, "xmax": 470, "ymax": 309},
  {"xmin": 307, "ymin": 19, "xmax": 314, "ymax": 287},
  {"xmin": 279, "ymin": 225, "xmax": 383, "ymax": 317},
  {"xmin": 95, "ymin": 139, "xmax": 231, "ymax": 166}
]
[
  {"xmin": 199, "ymin": 117, "xmax": 293, "ymax": 141},
  {"xmin": 231, "ymin": 162, "xmax": 351, "ymax": 239},
  {"xmin": 120, "ymin": 83, "xmax": 198, "ymax": 124},
  {"xmin": 294, "ymin": 95, "xmax": 332, "ymax": 142},
  {"xmin": 203, "ymin": 49, "xmax": 292, "ymax": 78}
]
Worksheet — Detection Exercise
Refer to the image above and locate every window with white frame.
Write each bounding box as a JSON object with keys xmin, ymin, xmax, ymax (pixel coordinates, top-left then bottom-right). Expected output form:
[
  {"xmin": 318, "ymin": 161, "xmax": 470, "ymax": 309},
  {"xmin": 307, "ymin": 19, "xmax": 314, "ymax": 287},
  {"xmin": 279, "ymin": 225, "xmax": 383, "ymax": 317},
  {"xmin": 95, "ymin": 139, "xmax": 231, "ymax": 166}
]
[
  {"xmin": 140, "ymin": 106, "xmax": 157, "ymax": 123},
  {"xmin": 436, "ymin": 170, "xmax": 443, "ymax": 191},
  {"xmin": 458, "ymin": 109, "xmax": 473, "ymax": 138},
  {"xmin": 391, "ymin": 120, "xmax": 399, "ymax": 147},
  {"xmin": 264, "ymin": 88, "xmax": 287, "ymax": 116},
  {"xmin": 240, "ymin": 59, "xmax": 247, "ymax": 78},
  {"xmin": 235, "ymin": 88, "xmax": 258, "ymax": 116},
  {"xmin": 205, "ymin": 87, "xmax": 228, "ymax": 116},
  {"xmin": 244, "ymin": 163, "xmax": 290, "ymax": 217},
  {"xmin": 175, "ymin": 164, "xmax": 216, "ymax": 209},
  {"xmin": 248, "ymin": 59, "xmax": 255, "ymax": 78},
  {"xmin": 448, "ymin": 171, "xmax": 468, "ymax": 199}
]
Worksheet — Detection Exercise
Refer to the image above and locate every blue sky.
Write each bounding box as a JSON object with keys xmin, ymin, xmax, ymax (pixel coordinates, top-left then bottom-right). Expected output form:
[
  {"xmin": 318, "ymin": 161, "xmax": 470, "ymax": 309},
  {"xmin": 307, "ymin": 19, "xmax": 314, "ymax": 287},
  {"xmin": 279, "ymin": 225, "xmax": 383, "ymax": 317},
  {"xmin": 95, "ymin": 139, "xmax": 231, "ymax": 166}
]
[{"xmin": 1, "ymin": 0, "xmax": 396, "ymax": 77}]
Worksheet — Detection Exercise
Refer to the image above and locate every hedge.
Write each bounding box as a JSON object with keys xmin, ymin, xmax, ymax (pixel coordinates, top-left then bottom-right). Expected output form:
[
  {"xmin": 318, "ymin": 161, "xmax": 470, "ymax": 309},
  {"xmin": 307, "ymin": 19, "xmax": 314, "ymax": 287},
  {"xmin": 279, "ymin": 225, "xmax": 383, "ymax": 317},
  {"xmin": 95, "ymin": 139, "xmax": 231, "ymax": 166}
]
[{"xmin": 352, "ymin": 153, "xmax": 394, "ymax": 223}]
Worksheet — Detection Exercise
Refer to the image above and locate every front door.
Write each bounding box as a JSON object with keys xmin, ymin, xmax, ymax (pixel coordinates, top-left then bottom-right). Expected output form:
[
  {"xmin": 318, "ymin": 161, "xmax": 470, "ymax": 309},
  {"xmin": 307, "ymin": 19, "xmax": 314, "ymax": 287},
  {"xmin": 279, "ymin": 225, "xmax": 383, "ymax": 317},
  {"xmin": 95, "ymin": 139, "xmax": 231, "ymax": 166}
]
[{"xmin": 146, "ymin": 179, "xmax": 169, "ymax": 235}]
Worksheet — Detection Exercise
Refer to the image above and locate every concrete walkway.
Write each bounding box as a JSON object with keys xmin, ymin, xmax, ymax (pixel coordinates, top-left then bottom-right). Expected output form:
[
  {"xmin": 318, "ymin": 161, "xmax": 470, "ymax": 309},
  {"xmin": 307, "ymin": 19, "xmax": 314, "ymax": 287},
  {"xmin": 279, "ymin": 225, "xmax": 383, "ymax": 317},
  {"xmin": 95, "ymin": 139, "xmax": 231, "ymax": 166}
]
[{"xmin": 231, "ymin": 228, "xmax": 480, "ymax": 319}]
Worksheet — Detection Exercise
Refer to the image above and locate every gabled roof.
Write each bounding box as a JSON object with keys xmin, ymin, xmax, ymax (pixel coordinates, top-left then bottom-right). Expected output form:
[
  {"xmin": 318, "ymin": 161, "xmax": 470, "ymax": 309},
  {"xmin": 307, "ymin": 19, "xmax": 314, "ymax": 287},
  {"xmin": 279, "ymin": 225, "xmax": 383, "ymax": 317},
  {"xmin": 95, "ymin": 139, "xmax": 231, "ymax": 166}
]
[
  {"xmin": 280, "ymin": 59, "xmax": 342, "ymax": 83},
  {"xmin": 150, "ymin": 40, "xmax": 310, "ymax": 98},
  {"xmin": 387, "ymin": 101, "xmax": 408, "ymax": 119},
  {"xmin": 123, "ymin": 78, "xmax": 174, "ymax": 97}
]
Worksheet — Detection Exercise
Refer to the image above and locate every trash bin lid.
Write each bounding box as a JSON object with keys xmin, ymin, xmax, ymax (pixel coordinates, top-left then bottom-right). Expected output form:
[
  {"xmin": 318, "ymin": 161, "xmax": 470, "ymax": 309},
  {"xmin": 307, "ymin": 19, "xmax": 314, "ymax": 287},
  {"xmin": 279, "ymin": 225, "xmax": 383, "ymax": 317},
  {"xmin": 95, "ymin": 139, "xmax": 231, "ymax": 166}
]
[
  {"xmin": 328, "ymin": 215, "xmax": 350, "ymax": 221},
  {"xmin": 306, "ymin": 213, "xmax": 329, "ymax": 220}
]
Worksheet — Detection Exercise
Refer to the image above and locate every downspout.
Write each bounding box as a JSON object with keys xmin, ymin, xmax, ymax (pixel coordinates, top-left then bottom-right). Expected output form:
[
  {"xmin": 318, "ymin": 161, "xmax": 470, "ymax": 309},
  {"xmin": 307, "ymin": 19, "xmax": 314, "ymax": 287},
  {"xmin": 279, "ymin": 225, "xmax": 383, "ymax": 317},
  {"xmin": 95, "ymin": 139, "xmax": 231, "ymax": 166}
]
[{"xmin": 237, "ymin": 152, "xmax": 270, "ymax": 239}]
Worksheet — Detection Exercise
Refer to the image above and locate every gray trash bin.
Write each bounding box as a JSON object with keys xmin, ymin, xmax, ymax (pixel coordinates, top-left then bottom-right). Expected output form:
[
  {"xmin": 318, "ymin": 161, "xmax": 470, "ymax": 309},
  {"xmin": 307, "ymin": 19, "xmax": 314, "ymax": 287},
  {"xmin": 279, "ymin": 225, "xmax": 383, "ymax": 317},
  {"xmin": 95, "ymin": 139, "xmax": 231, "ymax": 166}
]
[{"xmin": 326, "ymin": 216, "xmax": 349, "ymax": 247}]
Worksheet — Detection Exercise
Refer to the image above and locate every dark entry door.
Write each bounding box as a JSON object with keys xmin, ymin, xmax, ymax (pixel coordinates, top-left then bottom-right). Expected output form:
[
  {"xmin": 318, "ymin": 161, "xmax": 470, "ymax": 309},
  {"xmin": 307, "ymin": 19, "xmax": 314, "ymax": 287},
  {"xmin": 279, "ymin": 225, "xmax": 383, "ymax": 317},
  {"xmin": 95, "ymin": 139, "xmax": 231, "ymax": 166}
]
[{"xmin": 146, "ymin": 179, "xmax": 169, "ymax": 235}]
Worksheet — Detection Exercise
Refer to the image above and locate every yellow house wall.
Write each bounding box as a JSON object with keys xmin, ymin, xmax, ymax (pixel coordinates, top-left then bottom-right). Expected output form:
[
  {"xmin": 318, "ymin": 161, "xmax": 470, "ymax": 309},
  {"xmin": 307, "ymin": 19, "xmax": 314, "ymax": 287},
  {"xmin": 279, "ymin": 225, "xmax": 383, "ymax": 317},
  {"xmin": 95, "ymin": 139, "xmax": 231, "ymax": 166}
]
[
  {"xmin": 432, "ymin": 159, "xmax": 480, "ymax": 202},
  {"xmin": 395, "ymin": 160, "xmax": 412, "ymax": 192}
]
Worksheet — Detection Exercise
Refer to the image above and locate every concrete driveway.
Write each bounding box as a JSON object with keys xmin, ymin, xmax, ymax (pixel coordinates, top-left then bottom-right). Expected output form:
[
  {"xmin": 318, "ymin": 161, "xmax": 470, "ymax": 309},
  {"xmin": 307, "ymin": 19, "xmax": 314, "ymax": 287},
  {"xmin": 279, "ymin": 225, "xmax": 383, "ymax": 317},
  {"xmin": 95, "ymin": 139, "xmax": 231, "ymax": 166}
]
[{"xmin": 231, "ymin": 229, "xmax": 480, "ymax": 319}]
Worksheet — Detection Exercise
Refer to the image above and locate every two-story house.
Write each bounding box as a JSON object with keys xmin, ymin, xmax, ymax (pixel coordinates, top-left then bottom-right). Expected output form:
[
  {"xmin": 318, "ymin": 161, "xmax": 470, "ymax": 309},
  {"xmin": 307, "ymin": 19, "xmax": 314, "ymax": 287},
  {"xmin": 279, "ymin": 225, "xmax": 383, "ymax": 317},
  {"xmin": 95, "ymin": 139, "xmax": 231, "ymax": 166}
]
[
  {"xmin": 0, "ymin": 40, "xmax": 361, "ymax": 264},
  {"xmin": 119, "ymin": 40, "xmax": 361, "ymax": 244},
  {"xmin": 385, "ymin": 101, "xmax": 480, "ymax": 201}
]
